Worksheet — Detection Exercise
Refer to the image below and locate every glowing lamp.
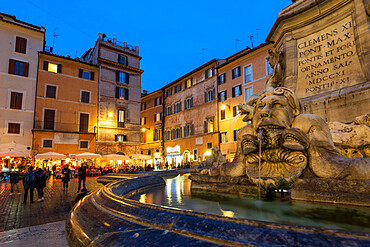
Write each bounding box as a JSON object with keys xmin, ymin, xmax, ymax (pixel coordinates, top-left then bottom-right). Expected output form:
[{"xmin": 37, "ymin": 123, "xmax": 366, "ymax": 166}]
[
  {"xmin": 204, "ymin": 150, "xmax": 212, "ymax": 156},
  {"xmin": 108, "ymin": 112, "xmax": 113, "ymax": 117}
]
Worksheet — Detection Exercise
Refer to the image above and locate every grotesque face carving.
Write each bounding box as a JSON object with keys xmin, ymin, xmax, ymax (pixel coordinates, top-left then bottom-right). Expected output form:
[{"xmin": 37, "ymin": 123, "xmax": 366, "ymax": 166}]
[{"xmin": 253, "ymin": 94, "xmax": 295, "ymax": 132}]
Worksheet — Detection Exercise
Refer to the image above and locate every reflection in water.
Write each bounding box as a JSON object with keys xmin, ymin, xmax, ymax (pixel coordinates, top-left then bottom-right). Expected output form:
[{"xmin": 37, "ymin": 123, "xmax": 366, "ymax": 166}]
[{"xmin": 129, "ymin": 175, "xmax": 370, "ymax": 233}]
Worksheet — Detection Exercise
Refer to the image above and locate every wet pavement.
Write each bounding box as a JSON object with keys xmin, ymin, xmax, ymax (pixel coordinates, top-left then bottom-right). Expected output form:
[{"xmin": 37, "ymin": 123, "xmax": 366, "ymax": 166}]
[{"xmin": 0, "ymin": 177, "xmax": 103, "ymax": 232}]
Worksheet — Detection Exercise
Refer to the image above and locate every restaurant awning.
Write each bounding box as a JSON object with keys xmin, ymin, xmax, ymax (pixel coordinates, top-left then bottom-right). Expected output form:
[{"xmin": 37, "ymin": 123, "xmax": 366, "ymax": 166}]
[
  {"xmin": 0, "ymin": 151, "xmax": 28, "ymax": 158},
  {"xmin": 35, "ymin": 152, "xmax": 67, "ymax": 159},
  {"xmin": 72, "ymin": 152, "xmax": 101, "ymax": 159},
  {"xmin": 131, "ymin": 154, "xmax": 152, "ymax": 160},
  {"xmin": 102, "ymin": 154, "xmax": 131, "ymax": 161}
]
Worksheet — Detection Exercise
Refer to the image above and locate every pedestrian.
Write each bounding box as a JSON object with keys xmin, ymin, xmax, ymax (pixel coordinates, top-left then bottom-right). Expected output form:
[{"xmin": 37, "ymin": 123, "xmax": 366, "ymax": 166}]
[
  {"xmin": 52, "ymin": 164, "xmax": 56, "ymax": 180},
  {"xmin": 61, "ymin": 165, "xmax": 71, "ymax": 192},
  {"xmin": 35, "ymin": 168, "xmax": 47, "ymax": 202},
  {"xmin": 77, "ymin": 163, "xmax": 87, "ymax": 193},
  {"xmin": 9, "ymin": 166, "xmax": 21, "ymax": 195},
  {"xmin": 22, "ymin": 166, "xmax": 37, "ymax": 204}
]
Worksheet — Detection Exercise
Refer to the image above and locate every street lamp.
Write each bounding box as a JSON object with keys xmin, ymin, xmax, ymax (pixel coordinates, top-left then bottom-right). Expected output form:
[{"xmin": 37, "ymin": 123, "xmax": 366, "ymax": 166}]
[
  {"xmin": 108, "ymin": 112, "xmax": 113, "ymax": 118},
  {"xmin": 221, "ymin": 104, "xmax": 230, "ymax": 110}
]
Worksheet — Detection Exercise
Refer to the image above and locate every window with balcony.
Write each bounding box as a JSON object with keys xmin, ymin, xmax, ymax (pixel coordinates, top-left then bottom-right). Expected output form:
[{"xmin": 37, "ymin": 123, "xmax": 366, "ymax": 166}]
[
  {"xmin": 185, "ymin": 78, "xmax": 193, "ymax": 88},
  {"xmin": 46, "ymin": 85, "xmax": 57, "ymax": 98},
  {"xmin": 43, "ymin": 109, "xmax": 55, "ymax": 130},
  {"xmin": 205, "ymin": 88, "xmax": 215, "ymax": 103},
  {"xmin": 245, "ymin": 65, "xmax": 252, "ymax": 82},
  {"xmin": 184, "ymin": 97, "xmax": 193, "ymax": 110},
  {"xmin": 9, "ymin": 59, "xmax": 29, "ymax": 77},
  {"xmin": 204, "ymin": 118, "xmax": 214, "ymax": 133},
  {"xmin": 116, "ymin": 71, "xmax": 129, "ymax": 84},
  {"xmin": 116, "ymin": 87, "xmax": 129, "ymax": 100},
  {"xmin": 43, "ymin": 61, "xmax": 61, "ymax": 73},
  {"xmin": 117, "ymin": 109, "xmax": 125, "ymax": 127},
  {"xmin": 118, "ymin": 55, "xmax": 127, "ymax": 65},
  {"xmin": 79, "ymin": 113, "xmax": 89, "ymax": 132},
  {"xmin": 232, "ymin": 66, "xmax": 241, "ymax": 79},
  {"xmin": 81, "ymin": 91, "xmax": 90, "ymax": 103},
  {"xmin": 79, "ymin": 69, "xmax": 94, "ymax": 80},
  {"xmin": 15, "ymin": 36, "xmax": 27, "ymax": 54},
  {"xmin": 218, "ymin": 73, "xmax": 225, "ymax": 85},
  {"xmin": 232, "ymin": 85, "xmax": 242, "ymax": 97},
  {"xmin": 219, "ymin": 91, "xmax": 227, "ymax": 102},
  {"xmin": 10, "ymin": 92, "xmax": 23, "ymax": 110},
  {"xmin": 205, "ymin": 67, "xmax": 214, "ymax": 79},
  {"xmin": 174, "ymin": 102, "xmax": 182, "ymax": 113},
  {"xmin": 8, "ymin": 123, "xmax": 21, "ymax": 134}
]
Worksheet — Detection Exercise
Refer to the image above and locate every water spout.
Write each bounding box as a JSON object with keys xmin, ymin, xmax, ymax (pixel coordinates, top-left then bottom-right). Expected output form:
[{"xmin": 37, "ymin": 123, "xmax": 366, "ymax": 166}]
[{"xmin": 258, "ymin": 128, "xmax": 265, "ymax": 200}]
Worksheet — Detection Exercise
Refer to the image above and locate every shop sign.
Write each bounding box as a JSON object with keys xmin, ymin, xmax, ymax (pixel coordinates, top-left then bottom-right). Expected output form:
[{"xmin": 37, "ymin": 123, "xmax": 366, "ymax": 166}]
[{"xmin": 54, "ymin": 133, "xmax": 79, "ymax": 144}]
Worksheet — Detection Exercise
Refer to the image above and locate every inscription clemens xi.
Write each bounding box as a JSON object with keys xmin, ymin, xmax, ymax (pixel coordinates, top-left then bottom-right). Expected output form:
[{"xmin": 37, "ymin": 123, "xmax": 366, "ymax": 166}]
[{"xmin": 296, "ymin": 16, "xmax": 365, "ymax": 97}]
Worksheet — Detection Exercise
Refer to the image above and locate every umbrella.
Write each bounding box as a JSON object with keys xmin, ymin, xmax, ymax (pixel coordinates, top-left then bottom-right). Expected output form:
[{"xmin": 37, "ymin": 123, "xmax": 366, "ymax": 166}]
[
  {"xmin": 131, "ymin": 154, "xmax": 152, "ymax": 160},
  {"xmin": 73, "ymin": 152, "xmax": 101, "ymax": 159},
  {"xmin": 35, "ymin": 152, "xmax": 67, "ymax": 159},
  {"xmin": 0, "ymin": 151, "xmax": 27, "ymax": 158},
  {"xmin": 102, "ymin": 154, "xmax": 130, "ymax": 161}
]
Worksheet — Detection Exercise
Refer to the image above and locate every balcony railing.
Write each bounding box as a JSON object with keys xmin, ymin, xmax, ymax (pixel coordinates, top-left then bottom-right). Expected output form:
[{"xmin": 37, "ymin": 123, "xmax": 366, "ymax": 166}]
[{"xmin": 34, "ymin": 121, "xmax": 96, "ymax": 133}]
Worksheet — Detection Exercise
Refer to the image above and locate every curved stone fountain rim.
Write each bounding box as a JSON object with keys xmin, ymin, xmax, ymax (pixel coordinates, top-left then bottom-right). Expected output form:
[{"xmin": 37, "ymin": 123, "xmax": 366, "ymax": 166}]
[{"xmin": 66, "ymin": 174, "xmax": 370, "ymax": 246}]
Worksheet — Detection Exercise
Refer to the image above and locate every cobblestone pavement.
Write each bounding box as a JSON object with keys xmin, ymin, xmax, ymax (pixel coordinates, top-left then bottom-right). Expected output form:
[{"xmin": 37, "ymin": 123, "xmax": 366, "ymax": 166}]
[{"xmin": 0, "ymin": 177, "xmax": 103, "ymax": 232}]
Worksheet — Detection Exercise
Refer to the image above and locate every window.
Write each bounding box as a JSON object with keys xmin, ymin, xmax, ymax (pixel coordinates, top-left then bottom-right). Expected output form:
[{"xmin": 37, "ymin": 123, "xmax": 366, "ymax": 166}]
[
  {"xmin": 141, "ymin": 102, "xmax": 146, "ymax": 111},
  {"xmin": 115, "ymin": 134, "xmax": 127, "ymax": 142},
  {"xmin": 148, "ymin": 150, "xmax": 151, "ymax": 155},
  {"xmin": 220, "ymin": 109, "xmax": 225, "ymax": 120},
  {"xmin": 219, "ymin": 91, "xmax": 227, "ymax": 102},
  {"xmin": 218, "ymin": 73, "xmax": 225, "ymax": 85},
  {"xmin": 154, "ymin": 113, "xmax": 161, "ymax": 122},
  {"xmin": 9, "ymin": 59, "xmax": 29, "ymax": 77},
  {"xmin": 174, "ymin": 84, "xmax": 182, "ymax": 93},
  {"xmin": 193, "ymin": 149, "xmax": 198, "ymax": 161},
  {"xmin": 79, "ymin": 141, "xmax": 89, "ymax": 149},
  {"xmin": 245, "ymin": 65, "xmax": 252, "ymax": 82},
  {"xmin": 44, "ymin": 109, "xmax": 55, "ymax": 130},
  {"xmin": 245, "ymin": 87, "xmax": 253, "ymax": 102},
  {"xmin": 205, "ymin": 88, "xmax": 215, "ymax": 103},
  {"xmin": 116, "ymin": 71, "xmax": 129, "ymax": 84},
  {"xmin": 185, "ymin": 78, "xmax": 192, "ymax": 88},
  {"xmin": 233, "ymin": 106, "xmax": 240, "ymax": 117},
  {"xmin": 207, "ymin": 143, "xmax": 212, "ymax": 149},
  {"xmin": 266, "ymin": 58, "xmax": 273, "ymax": 75},
  {"xmin": 233, "ymin": 129, "xmax": 239, "ymax": 142},
  {"xmin": 43, "ymin": 61, "xmax": 61, "ymax": 73},
  {"xmin": 118, "ymin": 55, "xmax": 127, "ymax": 65},
  {"xmin": 172, "ymin": 127, "xmax": 182, "ymax": 139},
  {"xmin": 154, "ymin": 97, "xmax": 162, "ymax": 106},
  {"xmin": 117, "ymin": 109, "xmax": 125, "ymax": 127},
  {"xmin": 232, "ymin": 85, "xmax": 242, "ymax": 97},
  {"xmin": 166, "ymin": 106, "xmax": 172, "ymax": 116},
  {"xmin": 141, "ymin": 117, "xmax": 146, "ymax": 125},
  {"xmin": 116, "ymin": 87, "xmax": 129, "ymax": 100},
  {"xmin": 79, "ymin": 69, "xmax": 95, "ymax": 80},
  {"xmin": 174, "ymin": 102, "xmax": 182, "ymax": 113},
  {"xmin": 15, "ymin": 37, "xmax": 27, "ymax": 54},
  {"xmin": 46, "ymin": 85, "xmax": 57, "ymax": 98},
  {"xmin": 140, "ymin": 132, "xmax": 146, "ymax": 143},
  {"xmin": 204, "ymin": 118, "xmax": 214, "ymax": 133},
  {"xmin": 220, "ymin": 132, "xmax": 228, "ymax": 143},
  {"xmin": 10, "ymin": 92, "xmax": 23, "ymax": 110},
  {"xmin": 184, "ymin": 124, "xmax": 194, "ymax": 137},
  {"xmin": 184, "ymin": 97, "xmax": 193, "ymax": 110},
  {"xmin": 166, "ymin": 88, "xmax": 172, "ymax": 97},
  {"xmin": 79, "ymin": 113, "xmax": 89, "ymax": 132},
  {"xmin": 43, "ymin": 139, "xmax": 53, "ymax": 148},
  {"xmin": 166, "ymin": 130, "xmax": 171, "ymax": 141},
  {"xmin": 8, "ymin": 123, "xmax": 20, "ymax": 134},
  {"xmin": 205, "ymin": 67, "xmax": 214, "ymax": 79},
  {"xmin": 81, "ymin": 91, "xmax": 90, "ymax": 103},
  {"xmin": 232, "ymin": 66, "xmax": 241, "ymax": 79},
  {"xmin": 154, "ymin": 129, "xmax": 161, "ymax": 141}
]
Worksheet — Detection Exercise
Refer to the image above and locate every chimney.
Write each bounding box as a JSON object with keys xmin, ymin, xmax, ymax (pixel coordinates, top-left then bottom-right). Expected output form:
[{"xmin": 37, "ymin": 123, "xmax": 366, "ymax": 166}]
[{"xmin": 142, "ymin": 90, "xmax": 148, "ymax": 96}]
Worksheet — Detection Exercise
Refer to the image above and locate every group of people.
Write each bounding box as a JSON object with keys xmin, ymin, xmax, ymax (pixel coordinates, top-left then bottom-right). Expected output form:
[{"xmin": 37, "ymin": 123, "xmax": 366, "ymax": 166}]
[{"xmin": 8, "ymin": 163, "xmax": 89, "ymax": 204}]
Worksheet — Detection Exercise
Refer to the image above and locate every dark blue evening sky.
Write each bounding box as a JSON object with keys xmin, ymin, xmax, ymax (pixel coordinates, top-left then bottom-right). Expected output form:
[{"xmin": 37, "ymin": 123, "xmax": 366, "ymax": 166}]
[{"xmin": 2, "ymin": 0, "xmax": 291, "ymax": 93}]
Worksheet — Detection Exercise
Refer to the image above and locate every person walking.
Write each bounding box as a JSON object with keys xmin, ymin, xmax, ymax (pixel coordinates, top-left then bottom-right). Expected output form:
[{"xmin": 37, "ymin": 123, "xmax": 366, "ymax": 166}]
[
  {"xmin": 22, "ymin": 166, "xmax": 37, "ymax": 204},
  {"xmin": 52, "ymin": 164, "xmax": 56, "ymax": 180},
  {"xmin": 61, "ymin": 165, "xmax": 71, "ymax": 192},
  {"xmin": 77, "ymin": 163, "xmax": 87, "ymax": 193},
  {"xmin": 9, "ymin": 166, "xmax": 21, "ymax": 195},
  {"xmin": 35, "ymin": 168, "xmax": 47, "ymax": 202}
]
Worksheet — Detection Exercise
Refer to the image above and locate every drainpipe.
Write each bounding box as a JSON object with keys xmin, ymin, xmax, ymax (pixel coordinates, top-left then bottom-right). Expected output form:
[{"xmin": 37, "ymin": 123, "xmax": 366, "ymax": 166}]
[{"xmin": 161, "ymin": 89, "xmax": 165, "ymax": 164}]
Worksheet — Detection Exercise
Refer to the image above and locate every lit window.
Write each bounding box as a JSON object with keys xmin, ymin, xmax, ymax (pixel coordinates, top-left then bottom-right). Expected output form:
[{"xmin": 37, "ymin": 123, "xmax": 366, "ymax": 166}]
[
  {"xmin": 205, "ymin": 68, "xmax": 213, "ymax": 79},
  {"xmin": 115, "ymin": 134, "xmax": 127, "ymax": 142},
  {"xmin": 116, "ymin": 87, "xmax": 128, "ymax": 100},
  {"xmin": 204, "ymin": 118, "xmax": 214, "ymax": 133},
  {"xmin": 48, "ymin": 63, "xmax": 58, "ymax": 73},
  {"xmin": 118, "ymin": 109, "xmax": 125, "ymax": 127},
  {"xmin": 154, "ymin": 113, "xmax": 161, "ymax": 122},
  {"xmin": 185, "ymin": 78, "xmax": 192, "ymax": 88}
]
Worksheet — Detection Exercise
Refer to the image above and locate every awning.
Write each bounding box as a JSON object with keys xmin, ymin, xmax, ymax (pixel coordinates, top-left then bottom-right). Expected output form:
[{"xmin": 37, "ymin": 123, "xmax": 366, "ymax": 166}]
[
  {"xmin": 131, "ymin": 154, "xmax": 152, "ymax": 160},
  {"xmin": 102, "ymin": 154, "xmax": 131, "ymax": 161},
  {"xmin": 72, "ymin": 152, "xmax": 101, "ymax": 159},
  {"xmin": 35, "ymin": 152, "xmax": 67, "ymax": 159},
  {"xmin": 0, "ymin": 151, "xmax": 28, "ymax": 158}
]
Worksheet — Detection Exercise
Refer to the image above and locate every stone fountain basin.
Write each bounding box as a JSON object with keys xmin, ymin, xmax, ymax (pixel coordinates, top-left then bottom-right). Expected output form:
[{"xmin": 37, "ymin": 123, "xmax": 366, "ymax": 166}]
[{"xmin": 66, "ymin": 174, "xmax": 370, "ymax": 246}]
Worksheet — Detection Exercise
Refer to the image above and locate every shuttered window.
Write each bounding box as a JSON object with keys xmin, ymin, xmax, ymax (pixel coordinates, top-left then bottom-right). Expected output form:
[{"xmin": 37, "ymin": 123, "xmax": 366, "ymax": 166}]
[
  {"xmin": 81, "ymin": 91, "xmax": 90, "ymax": 103},
  {"xmin": 10, "ymin": 92, "xmax": 23, "ymax": 109},
  {"xmin": 8, "ymin": 123, "xmax": 21, "ymax": 134},
  {"xmin": 44, "ymin": 109, "xmax": 55, "ymax": 130},
  {"xmin": 9, "ymin": 59, "xmax": 29, "ymax": 77},
  {"xmin": 45, "ymin": 85, "xmax": 57, "ymax": 98},
  {"xmin": 15, "ymin": 37, "xmax": 27, "ymax": 54},
  {"xmin": 79, "ymin": 113, "xmax": 89, "ymax": 132}
]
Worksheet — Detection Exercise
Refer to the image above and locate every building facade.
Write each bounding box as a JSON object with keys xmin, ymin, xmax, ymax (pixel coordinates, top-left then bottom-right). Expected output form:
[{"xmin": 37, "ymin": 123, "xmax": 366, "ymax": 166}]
[
  {"xmin": 217, "ymin": 43, "xmax": 273, "ymax": 160},
  {"xmin": 163, "ymin": 59, "xmax": 224, "ymax": 167},
  {"xmin": 140, "ymin": 89, "xmax": 164, "ymax": 168},
  {"xmin": 32, "ymin": 52, "xmax": 98, "ymax": 156},
  {"xmin": 81, "ymin": 34, "xmax": 143, "ymax": 155},
  {"xmin": 0, "ymin": 12, "xmax": 45, "ymax": 155}
]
